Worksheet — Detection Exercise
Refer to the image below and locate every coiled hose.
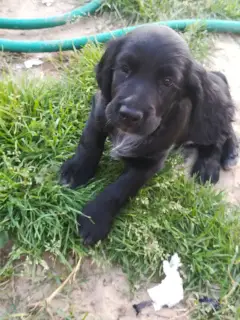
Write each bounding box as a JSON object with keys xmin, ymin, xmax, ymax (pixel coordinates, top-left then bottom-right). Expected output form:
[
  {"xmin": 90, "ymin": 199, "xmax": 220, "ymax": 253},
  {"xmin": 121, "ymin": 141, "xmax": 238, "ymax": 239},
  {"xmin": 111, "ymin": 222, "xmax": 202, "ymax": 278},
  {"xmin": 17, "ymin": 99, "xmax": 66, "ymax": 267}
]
[
  {"xmin": 0, "ymin": 0, "xmax": 103, "ymax": 29},
  {"xmin": 1, "ymin": 0, "xmax": 240, "ymax": 53}
]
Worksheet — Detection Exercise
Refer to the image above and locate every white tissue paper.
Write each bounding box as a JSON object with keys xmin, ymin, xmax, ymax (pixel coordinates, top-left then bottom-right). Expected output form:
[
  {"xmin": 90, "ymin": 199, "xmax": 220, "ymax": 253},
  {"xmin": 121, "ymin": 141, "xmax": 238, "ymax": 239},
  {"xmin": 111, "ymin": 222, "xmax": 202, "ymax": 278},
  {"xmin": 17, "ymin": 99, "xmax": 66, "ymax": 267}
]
[
  {"xmin": 24, "ymin": 59, "xmax": 43, "ymax": 69},
  {"xmin": 147, "ymin": 253, "xmax": 184, "ymax": 311}
]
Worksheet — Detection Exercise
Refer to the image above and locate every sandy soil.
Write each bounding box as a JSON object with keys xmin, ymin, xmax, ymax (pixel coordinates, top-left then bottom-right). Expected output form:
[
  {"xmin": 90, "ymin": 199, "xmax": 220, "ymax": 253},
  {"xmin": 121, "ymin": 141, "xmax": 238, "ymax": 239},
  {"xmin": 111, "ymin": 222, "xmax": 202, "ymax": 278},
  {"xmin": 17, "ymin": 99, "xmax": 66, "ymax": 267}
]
[
  {"xmin": 210, "ymin": 34, "xmax": 240, "ymax": 203},
  {"xmin": 0, "ymin": 255, "xmax": 190, "ymax": 319},
  {"xmin": 0, "ymin": 1, "xmax": 240, "ymax": 319}
]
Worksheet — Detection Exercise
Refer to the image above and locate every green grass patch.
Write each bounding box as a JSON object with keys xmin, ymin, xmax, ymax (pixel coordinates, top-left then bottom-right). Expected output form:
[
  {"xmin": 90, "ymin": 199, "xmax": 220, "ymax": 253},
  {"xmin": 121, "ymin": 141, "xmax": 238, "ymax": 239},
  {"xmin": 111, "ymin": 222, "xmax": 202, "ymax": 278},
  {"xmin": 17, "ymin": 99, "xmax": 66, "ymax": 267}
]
[
  {"xmin": 103, "ymin": 0, "xmax": 240, "ymax": 23},
  {"xmin": 0, "ymin": 38, "xmax": 240, "ymax": 318}
]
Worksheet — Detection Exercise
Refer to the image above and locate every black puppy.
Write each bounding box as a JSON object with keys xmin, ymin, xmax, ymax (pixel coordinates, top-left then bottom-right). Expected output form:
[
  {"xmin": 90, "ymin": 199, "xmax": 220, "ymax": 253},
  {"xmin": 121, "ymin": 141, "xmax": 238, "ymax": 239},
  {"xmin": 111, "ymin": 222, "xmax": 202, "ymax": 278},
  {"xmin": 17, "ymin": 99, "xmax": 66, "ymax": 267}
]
[{"xmin": 61, "ymin": 26, "xmax": 238, "ymax": 245}]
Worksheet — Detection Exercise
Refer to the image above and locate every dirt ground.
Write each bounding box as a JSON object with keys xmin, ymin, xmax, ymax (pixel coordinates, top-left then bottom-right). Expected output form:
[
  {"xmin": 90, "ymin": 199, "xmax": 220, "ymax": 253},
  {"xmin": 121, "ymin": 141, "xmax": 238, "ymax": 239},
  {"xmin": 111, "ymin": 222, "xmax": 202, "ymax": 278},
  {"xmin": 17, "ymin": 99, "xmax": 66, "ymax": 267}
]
[
  {"xmin": 0, "ymin": 0, "xmax": 123, "ymax": 41},
  {"xmin": 0, "ymin": 1, "xmax": 240, "ymax": 319}
]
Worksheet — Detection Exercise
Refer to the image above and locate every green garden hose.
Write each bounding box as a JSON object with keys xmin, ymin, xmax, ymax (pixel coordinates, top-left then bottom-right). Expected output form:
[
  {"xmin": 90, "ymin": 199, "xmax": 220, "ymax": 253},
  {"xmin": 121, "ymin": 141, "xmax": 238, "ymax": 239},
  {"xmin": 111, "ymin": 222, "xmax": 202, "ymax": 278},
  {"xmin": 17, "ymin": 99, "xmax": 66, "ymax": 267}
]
[
  {"xmin": 1, "ymin": 19, "xmax": 240, "ymax": 53},
  {"xmin": 0, "ymin": 0, "xmax": 103, "ymax": 29}
]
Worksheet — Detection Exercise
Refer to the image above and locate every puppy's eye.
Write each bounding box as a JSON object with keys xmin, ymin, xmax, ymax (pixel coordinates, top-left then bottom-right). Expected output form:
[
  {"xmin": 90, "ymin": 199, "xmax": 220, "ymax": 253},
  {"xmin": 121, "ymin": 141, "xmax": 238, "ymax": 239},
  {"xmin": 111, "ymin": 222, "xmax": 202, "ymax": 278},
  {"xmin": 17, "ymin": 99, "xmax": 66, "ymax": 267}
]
[
  {"xmin": 121, "ymin": 64, "xmax": 130, "ymax": 75},
  {"xmin": 163, "ymin": 77, "xmax": 173, "ymax": 87}
]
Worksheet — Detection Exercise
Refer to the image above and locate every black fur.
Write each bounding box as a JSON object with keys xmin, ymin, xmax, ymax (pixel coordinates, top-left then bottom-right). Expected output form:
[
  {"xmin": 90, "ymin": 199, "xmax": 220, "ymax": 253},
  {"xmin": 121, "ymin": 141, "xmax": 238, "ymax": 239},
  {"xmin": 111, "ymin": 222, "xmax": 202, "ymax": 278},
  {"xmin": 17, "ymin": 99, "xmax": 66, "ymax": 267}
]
[{"xmin": 61, "ymin": 26, "xmax": 238, "ymax": 245}]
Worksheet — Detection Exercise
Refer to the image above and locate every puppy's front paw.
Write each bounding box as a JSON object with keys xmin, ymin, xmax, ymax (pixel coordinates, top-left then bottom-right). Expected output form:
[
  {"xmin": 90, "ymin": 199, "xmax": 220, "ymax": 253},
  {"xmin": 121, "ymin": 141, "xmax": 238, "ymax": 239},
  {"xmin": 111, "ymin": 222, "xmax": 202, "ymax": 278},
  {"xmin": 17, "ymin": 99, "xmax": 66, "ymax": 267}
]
[
  {"xmin": 60, "ymin": 155, "xmax": 95, "ymax": 188},
  {"xmin": 78, "ymin": 201, "xmax": 113, "ymax": 245},
  {"xmin": 191, "ymin": 158, "xmax": 220, "ymax": 184}
]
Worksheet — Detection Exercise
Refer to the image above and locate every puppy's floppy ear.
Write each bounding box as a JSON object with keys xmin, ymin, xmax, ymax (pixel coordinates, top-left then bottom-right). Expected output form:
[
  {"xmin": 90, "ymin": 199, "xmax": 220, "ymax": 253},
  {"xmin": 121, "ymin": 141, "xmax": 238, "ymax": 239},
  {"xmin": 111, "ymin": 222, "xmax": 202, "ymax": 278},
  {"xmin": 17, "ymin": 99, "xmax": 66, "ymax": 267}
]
[
  {"xmin": 186, "ymin": 61, "xmax": 204, "ymax": 107},
  {"xmin": 186, "ymin": 61, "xmax": 211, "ymax": 144},
  {"xmin": 186, "ymin": 61, "xmax": 232, "ymax": 145},
  {"xmin": 95, "ymin": 37, "xmax": 124, "ymax": 102}
]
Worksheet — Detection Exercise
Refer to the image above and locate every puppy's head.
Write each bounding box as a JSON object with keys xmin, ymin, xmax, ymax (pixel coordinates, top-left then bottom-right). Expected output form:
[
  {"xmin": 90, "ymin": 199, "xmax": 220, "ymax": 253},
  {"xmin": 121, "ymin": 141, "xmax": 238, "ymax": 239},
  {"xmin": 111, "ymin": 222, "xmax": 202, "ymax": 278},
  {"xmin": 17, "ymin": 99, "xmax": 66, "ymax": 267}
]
[{"xmin": 96, "ymin": 25, "xmax": 192, "ymax": 137}]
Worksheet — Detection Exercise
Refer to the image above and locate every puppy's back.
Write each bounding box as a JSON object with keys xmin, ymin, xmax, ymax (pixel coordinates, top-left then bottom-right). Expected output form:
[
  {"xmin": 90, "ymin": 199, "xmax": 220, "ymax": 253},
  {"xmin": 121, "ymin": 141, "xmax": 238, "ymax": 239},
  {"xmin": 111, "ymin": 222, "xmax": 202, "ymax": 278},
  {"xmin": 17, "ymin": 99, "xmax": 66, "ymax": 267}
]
[{"xmin": 210, "ymin": 71, "xmax": 229, "ymax": 86}]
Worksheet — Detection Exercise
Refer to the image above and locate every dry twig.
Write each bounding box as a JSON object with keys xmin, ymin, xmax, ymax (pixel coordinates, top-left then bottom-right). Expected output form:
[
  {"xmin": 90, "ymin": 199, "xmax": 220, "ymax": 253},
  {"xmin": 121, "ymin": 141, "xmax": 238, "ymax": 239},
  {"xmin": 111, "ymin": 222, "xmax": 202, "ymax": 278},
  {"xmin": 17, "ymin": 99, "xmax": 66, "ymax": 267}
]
[{"xmin": 27, "ymin": 257, "xmax": 82, "ymax": 315}]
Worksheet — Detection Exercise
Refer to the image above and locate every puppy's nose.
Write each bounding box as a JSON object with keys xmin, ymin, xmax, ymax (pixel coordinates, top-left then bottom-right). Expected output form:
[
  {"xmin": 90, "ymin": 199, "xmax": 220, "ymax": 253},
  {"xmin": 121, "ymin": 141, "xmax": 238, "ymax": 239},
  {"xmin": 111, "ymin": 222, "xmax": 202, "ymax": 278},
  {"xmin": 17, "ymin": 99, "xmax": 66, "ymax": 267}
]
[{"xmin": 119, "ymin": 105, "xmax": 143, "ymax": 123}]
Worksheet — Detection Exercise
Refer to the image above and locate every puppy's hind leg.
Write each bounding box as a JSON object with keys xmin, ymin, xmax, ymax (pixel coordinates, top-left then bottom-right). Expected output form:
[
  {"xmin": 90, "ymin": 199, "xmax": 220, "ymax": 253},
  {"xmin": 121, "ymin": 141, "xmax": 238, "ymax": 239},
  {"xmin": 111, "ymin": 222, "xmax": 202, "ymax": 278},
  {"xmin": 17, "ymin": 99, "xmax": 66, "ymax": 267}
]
[
  {"xmin": 191, "ymin": 144, "xmax": 222, "ymax": 184},
  {"xmin": 221, "ymin": 131, "xmax": 239, "ymax": 170},
  {"xmin": 191, "ymin": 131, "xmax": 238, "ymax": 183}
]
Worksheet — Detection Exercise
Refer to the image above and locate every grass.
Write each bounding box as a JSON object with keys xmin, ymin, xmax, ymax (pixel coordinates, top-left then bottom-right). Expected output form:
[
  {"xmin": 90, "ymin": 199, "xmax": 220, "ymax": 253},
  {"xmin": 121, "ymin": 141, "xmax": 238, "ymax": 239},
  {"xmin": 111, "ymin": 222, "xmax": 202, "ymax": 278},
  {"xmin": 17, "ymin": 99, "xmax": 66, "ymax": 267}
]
[
  {"xmin": 1, "ymin": 41, "xmax": 240, "ymax": 318},
  {"xmin": 103, "ymin": 0, "xmax": 240, "ymax": 23},
  {"xmin": 1, "ymin": 0, "xmax": 240, "ymax": 318}
]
